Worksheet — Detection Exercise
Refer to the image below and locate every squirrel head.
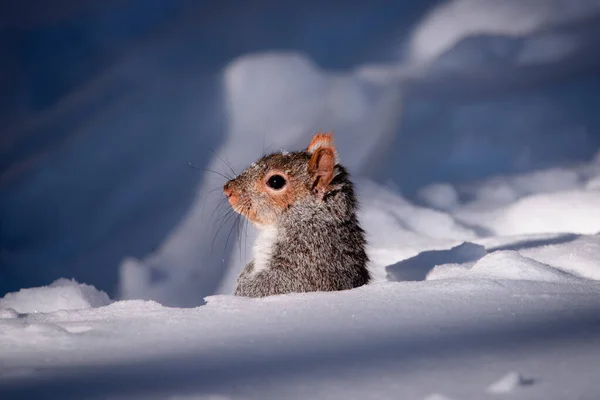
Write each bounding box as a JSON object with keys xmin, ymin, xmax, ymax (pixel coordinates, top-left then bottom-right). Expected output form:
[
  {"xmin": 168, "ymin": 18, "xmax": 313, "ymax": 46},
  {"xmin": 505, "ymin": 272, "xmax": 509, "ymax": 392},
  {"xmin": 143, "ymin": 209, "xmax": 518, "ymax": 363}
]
[{"xmin": 223, "ymin": 132, "xmax": 344, "ymax": 227}]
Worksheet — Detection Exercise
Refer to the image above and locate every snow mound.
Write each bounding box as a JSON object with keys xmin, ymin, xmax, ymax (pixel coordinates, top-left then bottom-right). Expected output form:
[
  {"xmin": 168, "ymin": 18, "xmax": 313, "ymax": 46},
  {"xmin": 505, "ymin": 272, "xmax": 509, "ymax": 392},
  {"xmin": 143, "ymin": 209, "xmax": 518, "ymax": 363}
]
[
  {"xmin": 410, "ymin": 0, "xmax": 600, "ymax": 64},
  {"xmin": 0, "ymin": 279, "xmax": 111, "ymax": 314},
  {"xmin": 357, "ymin": 180, "xmax": 477, "ymax": 280},
  {"xmin": 428, "ymin": 250, "xmax": 581, "ymax": 282},
  {"xmin": 359, "ymin": 181, "xmax": 476, "ymax": 243},
  {"xmin": 423, "ymin": 233, "xmax": 600, "ymax": 283},
  {"xmin": 387, "ymin": 242, "xmax": 486, "ymax": 282},
  {"xmin": 487, "ymin": 190, "xmax": 600, "ymax": 236},
  {"xmin": 519, "ymin": 234, "xmax": 600, "ymax": 280},
  {"xmin": 469, "ymin": 251, "xmax": 579, "ymax": 282},
  {"xmin": 223, "ymin": 51, "xmax": 402, "ymax": 175},
  {"xmin": 448, "ymin": 164, "xmax": 600, "ymax": 236},
  {"xmin": 416, "ymin": 182, "xmax": 459, "ymax": 211}
]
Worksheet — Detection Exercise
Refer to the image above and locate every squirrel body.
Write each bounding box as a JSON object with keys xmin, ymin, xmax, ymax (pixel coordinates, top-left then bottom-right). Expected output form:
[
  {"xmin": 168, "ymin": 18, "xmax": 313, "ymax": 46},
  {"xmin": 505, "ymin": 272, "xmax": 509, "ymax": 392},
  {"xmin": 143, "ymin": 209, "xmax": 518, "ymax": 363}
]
[{"xmin": 223, "ymin": 133, "xmax": 371, "ymax": 297}]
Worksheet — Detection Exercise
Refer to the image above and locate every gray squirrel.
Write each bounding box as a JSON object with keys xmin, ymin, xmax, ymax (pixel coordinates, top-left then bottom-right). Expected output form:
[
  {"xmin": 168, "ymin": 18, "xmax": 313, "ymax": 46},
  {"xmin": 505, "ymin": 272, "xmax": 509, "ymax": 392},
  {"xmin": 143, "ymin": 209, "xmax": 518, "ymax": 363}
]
[{"xmin": 223, "ymin": 132, "xmax": 371, "ymax": 297}]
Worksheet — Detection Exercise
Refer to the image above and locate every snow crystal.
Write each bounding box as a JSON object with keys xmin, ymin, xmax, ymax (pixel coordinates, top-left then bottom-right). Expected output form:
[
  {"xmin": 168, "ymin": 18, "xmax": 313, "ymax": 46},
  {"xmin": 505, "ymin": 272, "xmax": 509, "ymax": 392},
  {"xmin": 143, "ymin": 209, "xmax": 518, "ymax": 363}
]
[{"xmin": 0, "ymin": 278, "xmax": 111, "ymax": 314}]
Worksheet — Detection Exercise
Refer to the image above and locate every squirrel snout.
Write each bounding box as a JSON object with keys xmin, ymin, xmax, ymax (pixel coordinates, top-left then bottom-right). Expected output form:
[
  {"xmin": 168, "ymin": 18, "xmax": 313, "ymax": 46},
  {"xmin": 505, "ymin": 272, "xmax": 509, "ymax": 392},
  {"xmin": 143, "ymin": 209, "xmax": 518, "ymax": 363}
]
[
  {"xmin": 223, "ymin": 182, "xmax": 233, "ymax": 198},
  {"xmin": 224, "ymin": 182, "xmax": 239, "ymax": 204}
]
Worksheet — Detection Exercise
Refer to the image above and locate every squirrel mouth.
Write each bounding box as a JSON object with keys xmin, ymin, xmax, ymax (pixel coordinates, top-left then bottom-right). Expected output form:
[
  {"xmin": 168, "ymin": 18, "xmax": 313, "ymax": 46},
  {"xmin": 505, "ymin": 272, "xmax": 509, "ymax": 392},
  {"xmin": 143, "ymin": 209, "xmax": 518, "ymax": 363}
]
[
  {"xmin": 223, "ymin": 184, "xmax": 261, "ymax": 224},
  {"xmin": 229, "ymin": 200, "xmax": 259, "ymax": 224}
]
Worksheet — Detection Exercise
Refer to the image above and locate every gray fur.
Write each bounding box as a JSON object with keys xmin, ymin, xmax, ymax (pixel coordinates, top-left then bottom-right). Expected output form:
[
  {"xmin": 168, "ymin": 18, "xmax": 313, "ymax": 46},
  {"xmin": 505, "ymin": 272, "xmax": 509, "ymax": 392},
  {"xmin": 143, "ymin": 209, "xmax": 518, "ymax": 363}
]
[{"xmin": 229, "ymin": 151, "xmax": 371, "ymax": 298}]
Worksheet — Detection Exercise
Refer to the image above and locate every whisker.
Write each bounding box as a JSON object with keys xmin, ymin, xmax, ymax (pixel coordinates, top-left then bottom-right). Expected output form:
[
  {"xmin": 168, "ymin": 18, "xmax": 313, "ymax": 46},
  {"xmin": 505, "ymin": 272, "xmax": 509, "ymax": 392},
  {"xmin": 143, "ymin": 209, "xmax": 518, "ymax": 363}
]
[
  {"xmin": 222, "ymin": 150, "xmax": 238, "ymax": 177},
  {"xmin": 262, "ymin": 116, "xmax": 270, "ymax": 157},
  {"xmin": 210, "ymin": 200, "xmax": 236, "ymax": 241},
  {"xmin": 205, "ymin": 193, "xmax": 230, "ymax": 229},
  {"xmin": 206, "ymin": 168, "xmax": 233, "ymax": 181},
  {"xmin": 227, "ymin": 213, "xmax": 244, "ymax": 266},
  {"xmin": 208, "ymin": 148, "xmax": 237, "ymax": 178},
  {"xmin": 187, "ymin": 162, "xmax": 233, "ymax": 181},
  {"xmin": 237, "ymin": 213, "xmax": 244, "ymax": 261},
  {"xmin": 223, "ymin": 213, "xmax": 240, "ymax": 262},
  {"xmin": 243, "ymin": 212, "xmax": 250, "ymax": 262},
  {"xmin": 212, "ymin": 208, "xmax": 236, "ymax": 234},
  {"xmin": 209, "ymin": 209, "xmax": 237, "ymax": 260}
]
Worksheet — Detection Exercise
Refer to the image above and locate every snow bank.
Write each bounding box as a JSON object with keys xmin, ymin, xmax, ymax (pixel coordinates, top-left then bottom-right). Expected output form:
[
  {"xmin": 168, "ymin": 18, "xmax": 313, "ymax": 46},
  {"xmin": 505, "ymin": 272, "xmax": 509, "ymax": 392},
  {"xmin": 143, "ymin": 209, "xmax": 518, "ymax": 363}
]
[
  {"xmin": 428, "ymin": 250, "xmax": 583, "ymax": 283},
  {"xmin": 453, "ymin": 183, "xmax": 600, "ymax": 237},
  {"xmin": 421, "ymin": 232, "xmax": 600, "ymax": 284},
  {"xmin": 387, "ymin": 242, "xmax": 486, "ymax": 282},
  {"xmin": 356, "ymin": 180, "xmax": 477, "ymax": 281},
  {"xmin": 410, "ymin": 0, "xmax": 600, "ymax": 65},
  {"xmin": 518, "ymin": 235, "xmax": 600, "ymax": 280},
  {"xmin": 416, "ymin": 182, "xmax": 460, "ymax": 211},
  {"xmin": 484, "ymin": 190, "xmax": 600, "ymax": 236},
  {"xmin": 0, "ymin": 279, "xmax": 111, "ymax": 314},
  {"xmin": 412, "ymin": 160, "xmax": 600, "ymax": 239},
  {"xmin": 1, "ymin": 279, "xmax": 600, "ymax": 399}
]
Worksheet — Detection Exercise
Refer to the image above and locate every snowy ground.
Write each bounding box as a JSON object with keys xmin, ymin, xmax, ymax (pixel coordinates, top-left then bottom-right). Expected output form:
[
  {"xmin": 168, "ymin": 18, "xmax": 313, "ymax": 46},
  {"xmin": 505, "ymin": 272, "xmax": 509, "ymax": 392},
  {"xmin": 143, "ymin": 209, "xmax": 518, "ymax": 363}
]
[{"xmin": 1, "ymin": 280, "xmax": 600, "ymax": 400}]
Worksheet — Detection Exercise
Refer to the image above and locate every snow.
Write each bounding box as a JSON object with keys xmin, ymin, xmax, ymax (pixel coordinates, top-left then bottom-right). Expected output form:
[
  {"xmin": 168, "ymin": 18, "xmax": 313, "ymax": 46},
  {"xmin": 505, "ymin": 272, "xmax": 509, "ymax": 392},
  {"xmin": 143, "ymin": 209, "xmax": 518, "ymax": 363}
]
[
  {"xmin": 3, "ymin": 1, "xmax": 600, "ymax": 399},
  {"xmin": 486, "ymin": 371, "xmax": 535, "ymax": 395},
  {"xmin": 416, "ymin": 182, "xmax": 460, "ymax": 211},
  {"xmin": 452, "ymin": 177, "xmax": 600, "ymax": 236},
  {"xmin": 409, "ymin": 0, "xmax": 600, "ymax": 65},
  {"xmin": 2, "ymin": 156, "xmax": 600, "ymax": 398},
  {"xmin": 2, "ymin": 277, "xmax": 600, "ymax": 399},
  {"xmin": 428, "ymin": 249, "xmax": 584, "ymax": 283},
  {"xmin": 0, "ymin": 279, "xmax": 111, "ymax": 314}
]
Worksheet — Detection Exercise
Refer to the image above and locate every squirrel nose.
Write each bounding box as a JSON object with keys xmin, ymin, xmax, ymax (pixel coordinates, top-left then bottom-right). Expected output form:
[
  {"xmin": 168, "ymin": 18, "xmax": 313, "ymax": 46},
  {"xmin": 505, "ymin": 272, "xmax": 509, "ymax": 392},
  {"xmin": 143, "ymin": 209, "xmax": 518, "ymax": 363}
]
[{"xmin": 223, "ymin": 182, "xmax": 233, "ymax": 199}]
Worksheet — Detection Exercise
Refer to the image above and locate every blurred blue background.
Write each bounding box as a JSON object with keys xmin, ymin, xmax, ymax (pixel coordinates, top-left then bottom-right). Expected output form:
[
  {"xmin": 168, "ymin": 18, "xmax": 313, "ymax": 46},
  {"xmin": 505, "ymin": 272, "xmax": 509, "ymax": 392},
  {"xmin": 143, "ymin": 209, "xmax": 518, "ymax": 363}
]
[{"xmin": 1, "ymin": 0, "xmax": 600, "ymax": 304}]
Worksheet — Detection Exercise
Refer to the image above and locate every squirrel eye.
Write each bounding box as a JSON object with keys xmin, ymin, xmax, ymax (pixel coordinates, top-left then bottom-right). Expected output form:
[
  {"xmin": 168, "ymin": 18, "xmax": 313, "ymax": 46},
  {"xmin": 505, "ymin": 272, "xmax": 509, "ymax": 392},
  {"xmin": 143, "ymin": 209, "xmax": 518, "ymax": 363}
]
[{"xmin": 266, "ymin": 174, "xmax": 286, "ymax": 190}]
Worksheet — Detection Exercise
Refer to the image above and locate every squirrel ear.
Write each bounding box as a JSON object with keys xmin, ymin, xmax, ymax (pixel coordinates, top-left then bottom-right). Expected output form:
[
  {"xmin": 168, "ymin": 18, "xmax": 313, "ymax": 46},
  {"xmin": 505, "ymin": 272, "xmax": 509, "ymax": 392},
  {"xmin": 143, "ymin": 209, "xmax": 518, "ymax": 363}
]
[
  {"xmin": 308, "ymin": 147, "xmax": 335, "ymax": 197},
  {"xmin": 307, "ymin": 131, "xmax": 335, "ymax": 154}
]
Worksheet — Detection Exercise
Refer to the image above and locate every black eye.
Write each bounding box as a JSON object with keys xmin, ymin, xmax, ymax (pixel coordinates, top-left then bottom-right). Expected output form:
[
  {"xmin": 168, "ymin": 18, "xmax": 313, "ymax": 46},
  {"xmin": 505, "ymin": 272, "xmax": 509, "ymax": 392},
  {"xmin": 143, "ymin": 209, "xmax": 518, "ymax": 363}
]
[{"xmin": 266, "ymin": 174, "xmax": 286, "ymax": 190}]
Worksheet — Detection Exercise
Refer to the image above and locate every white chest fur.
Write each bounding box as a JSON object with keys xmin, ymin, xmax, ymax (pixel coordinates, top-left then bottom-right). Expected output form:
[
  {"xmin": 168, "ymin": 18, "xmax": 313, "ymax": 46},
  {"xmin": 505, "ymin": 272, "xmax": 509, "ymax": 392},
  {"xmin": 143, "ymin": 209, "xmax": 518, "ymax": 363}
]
[{"xmin": 252, "ymin": 225, "xmax": 278, "ymax": 275}]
